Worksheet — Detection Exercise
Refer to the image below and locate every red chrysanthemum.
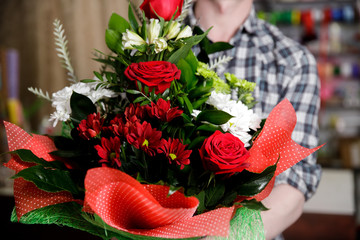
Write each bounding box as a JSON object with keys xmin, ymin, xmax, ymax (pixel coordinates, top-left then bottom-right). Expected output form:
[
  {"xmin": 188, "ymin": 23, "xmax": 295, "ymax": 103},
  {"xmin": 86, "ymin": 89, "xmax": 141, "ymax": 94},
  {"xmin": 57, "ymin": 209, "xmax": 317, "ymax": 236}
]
[
  {"xmin": 124, "ymin": 103, "xmax": 146, "ymax": 122},
  {"xmin": 158, "ymin": 138, "xmax": 192, "ymax": 169},
  {"xmin": 146, "ymin": 98, "xmax": 183, "ymax": 122},
  {"xmin": 94, "ymin": 137, "xmax": 121, "ymax": 168},
  {"xmin": 77, "ymin": 113, "xmax": 104, "ymax": 140},
  {"xmin": 126, "ymin": 121, "xmax": 162, "ymax": 156},
  {"xmin": 104, "ymin": 114, "xmax": 126, "ymax": 138}
]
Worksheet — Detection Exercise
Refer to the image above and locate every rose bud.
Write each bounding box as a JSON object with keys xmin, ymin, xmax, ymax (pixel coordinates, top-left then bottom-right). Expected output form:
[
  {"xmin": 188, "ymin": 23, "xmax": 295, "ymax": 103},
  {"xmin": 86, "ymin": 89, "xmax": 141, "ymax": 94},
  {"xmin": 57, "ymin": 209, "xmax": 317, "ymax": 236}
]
[{"xmin": 140, "ymin": 0, "xmax": 184, "ymax": 21}]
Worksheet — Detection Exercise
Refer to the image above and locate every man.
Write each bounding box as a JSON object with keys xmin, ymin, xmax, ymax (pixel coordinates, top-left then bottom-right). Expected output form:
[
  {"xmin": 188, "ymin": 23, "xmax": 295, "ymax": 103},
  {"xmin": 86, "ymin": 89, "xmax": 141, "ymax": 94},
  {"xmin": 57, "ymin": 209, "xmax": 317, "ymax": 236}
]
[{"xmin": 186, "ymin": 0, "xmax": 321, "ymax": 239}]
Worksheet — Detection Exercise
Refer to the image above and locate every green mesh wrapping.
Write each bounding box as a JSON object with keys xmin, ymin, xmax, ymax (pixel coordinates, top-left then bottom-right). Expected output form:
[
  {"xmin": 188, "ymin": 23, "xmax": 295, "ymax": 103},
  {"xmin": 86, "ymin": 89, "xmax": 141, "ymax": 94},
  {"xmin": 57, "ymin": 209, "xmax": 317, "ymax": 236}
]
[{"xmin": 210, "ymin": 207, "xmax": 265, "ymax": 240}]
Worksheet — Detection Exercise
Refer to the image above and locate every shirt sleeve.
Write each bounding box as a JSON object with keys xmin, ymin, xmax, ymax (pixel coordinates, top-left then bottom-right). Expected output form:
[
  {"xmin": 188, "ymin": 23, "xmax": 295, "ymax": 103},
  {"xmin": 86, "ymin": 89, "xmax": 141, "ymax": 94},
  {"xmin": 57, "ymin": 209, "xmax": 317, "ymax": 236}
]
[{"xmin": 275, "ymin": 46, "xmax": 322, "ymax": 201}]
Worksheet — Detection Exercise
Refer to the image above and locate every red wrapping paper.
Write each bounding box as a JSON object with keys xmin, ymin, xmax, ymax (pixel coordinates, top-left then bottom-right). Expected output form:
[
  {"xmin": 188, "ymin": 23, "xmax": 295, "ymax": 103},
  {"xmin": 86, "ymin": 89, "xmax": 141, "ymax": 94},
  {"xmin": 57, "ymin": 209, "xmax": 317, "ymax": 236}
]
[
  {"xmin": 3, "ymin": 98, "xmax": 323, "ymax": 238},
  {"xmin": 246, "ymin": 99, "xmax": 324, "ymax": 201},
  {"xmin": 3, "ymin": 121, "xmax": 77, "ymax": 220},
  {"xmin": 84, "ymin": 167, "xmax": 234, "ymax": 238}
]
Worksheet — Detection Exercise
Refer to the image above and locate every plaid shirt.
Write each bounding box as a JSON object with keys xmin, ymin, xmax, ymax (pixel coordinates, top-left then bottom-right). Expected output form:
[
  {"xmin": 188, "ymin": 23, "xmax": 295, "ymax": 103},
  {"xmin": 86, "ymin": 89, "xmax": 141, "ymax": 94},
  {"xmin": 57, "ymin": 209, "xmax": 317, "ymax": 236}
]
[{"xmin": 186, "ymin": 7, "xmax": 321, "ymax": 202}]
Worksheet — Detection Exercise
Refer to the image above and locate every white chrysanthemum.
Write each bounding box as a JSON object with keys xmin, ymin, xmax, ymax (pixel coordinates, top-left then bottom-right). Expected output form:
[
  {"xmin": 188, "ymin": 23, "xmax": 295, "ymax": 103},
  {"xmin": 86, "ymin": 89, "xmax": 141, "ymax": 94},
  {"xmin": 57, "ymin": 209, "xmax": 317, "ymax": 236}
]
[
  {"xmin": 86, "ymin": 82, "xmax": 117, "ymax": 102},
  {"xmin": 49, "ymin": 108, "xmax": 70, "ymax": 127},
  {"xmin": 206, "ymin": 91, "xmax": 231, "ymax": 110},
  {"xmin": 122, "ymin": 29, "xmax": 146, "ymax": 50},
  {"xmin": 50, "ymin": 82, "xmax": 116, "ymax": 126},
  {"xmin": 207, "ymin": 91, "xmax": 261, "ymax": 146}
]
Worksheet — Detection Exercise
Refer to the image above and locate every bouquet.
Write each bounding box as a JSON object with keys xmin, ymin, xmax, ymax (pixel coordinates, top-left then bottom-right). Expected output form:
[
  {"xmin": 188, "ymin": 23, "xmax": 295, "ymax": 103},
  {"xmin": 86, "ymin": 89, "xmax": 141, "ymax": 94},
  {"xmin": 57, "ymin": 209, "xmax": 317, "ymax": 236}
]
[{"xmin": 2, "ymin": 1, "xmax": 323, "ymax": 239}]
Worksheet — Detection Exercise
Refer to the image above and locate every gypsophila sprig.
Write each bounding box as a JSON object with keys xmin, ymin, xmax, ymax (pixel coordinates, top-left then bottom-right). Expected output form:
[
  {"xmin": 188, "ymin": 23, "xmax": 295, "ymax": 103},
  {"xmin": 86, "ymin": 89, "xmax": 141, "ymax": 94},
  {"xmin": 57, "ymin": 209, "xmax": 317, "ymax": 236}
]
[{"xmin": 53, "ymin": 19, "xmax": 77, "ymax": 83}]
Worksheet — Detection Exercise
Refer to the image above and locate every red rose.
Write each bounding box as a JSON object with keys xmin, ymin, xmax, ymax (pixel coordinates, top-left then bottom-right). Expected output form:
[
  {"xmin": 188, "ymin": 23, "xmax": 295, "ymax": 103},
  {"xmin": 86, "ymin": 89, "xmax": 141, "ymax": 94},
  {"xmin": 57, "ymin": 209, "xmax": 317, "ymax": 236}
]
[
  {"xmin": 125, "ymin": 61, "xmax": 181, "ymax": 94},
  {"xmin": 140, "ymin": 0, "xmax": 183, "ymax": 21},
  {"xmin": 199, "ymin": 130, "xmax": 250, "ymax": 175}
]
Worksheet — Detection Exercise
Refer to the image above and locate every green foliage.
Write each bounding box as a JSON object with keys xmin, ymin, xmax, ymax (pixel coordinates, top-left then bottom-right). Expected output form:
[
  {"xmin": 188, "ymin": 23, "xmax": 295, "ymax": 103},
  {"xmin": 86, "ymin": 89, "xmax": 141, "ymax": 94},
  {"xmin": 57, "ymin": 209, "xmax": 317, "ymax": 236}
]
[
  {"xmin": 196, "ymin": 110, "xmax": 233, "ymax": 125},
  {"xmin": 10, "ymin": 149, "xmax": 81, "ymax": 196},
  {"xmin": 193, "ymin": 26, "xmax": 233, "ymax": 63},
  {"xmin": 70, "ymin": 92, "xmax": 96, "ymax": 123},
  {"xmin": 12, "ymin": 165, "xmax": 80, "ymax": 195}
]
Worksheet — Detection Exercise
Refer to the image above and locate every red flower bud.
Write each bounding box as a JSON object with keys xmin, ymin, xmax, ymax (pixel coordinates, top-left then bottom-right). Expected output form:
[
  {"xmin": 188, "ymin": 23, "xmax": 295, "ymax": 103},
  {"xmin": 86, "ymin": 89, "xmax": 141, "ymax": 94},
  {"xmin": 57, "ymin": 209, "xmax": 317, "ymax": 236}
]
[{"xmin": 140, "ymin": 0, "xmax": 184, "ymax": 21}]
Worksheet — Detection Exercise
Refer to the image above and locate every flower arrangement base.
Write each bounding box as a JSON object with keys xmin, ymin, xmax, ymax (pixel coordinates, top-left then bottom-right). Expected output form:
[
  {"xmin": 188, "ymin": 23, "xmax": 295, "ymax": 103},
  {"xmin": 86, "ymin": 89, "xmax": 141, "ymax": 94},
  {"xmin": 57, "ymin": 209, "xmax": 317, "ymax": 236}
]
[{"xmin": 212, "ymin": 207, "xmax": 265, "ymax": 240}]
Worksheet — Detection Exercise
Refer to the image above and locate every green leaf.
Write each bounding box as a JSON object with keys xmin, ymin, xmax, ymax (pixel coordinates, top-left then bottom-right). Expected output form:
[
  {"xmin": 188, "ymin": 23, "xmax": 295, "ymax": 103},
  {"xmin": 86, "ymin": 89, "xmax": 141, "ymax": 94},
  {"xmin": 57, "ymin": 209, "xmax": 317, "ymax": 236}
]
[
  {"xmin": 80, "ymin": 79, "xmax": 97, "ymax": 83},
  {"xmin": 93, "ymin": 71, "xmax": 103, "ymax": 81},
  {"xmin": 105, "ymin": 29, "xmax": 124, "ymax": 54},
  {"xmin": 128, "ymin": 3, "xmax": 139, "ymax": 33},
  {"xmin": 182, "ymin": 95, "xmax": 193, "ymax": 114},
  {"xmin": 195, "ymin": 191, "xmax": 206, "ymax": 214},
  {"xmin": 194, "ymin": 26, "xmax": 233, "ymax": 55},
  {"xmin": 133, "ymin": 96, "xmax": 147, "ymax": 104},
  {"xmin": 205, "ymin": 182, "xmax": 225, "ymax": 207},
  {"xmin": 221, "ymin": 191, "xmax": 238, "ymax": 206},
  {"xmin": 192, "ymin": 97, "xmax": 210, "ymax": 109},
  {"xmin": 177, "ymin": 58, "xmax": 196, "ymax": 86},
  {"xmin": 12, "ymin": 165, "xmax": 80, "ymax": 195},
  {"xmin": 126, "ymin": 89, "xmax": 141, "ymax": 95},
  {"xmin": 234, "ymin": 164, "xmax": 277, "ymax": 197},
  {"xmin": 70, "ymin": 92, "xmax": 97, "ymax": 123},
  {"xmin": 196, "ymin": 124, "xmax": 222, "ymax": 132},
  {"xmin": 61, "ymin": 122, "xmax": 73, "ymax": 139},
  {"xmin": 196, "ymin": 110, "xmax": 233, "ymax": 125},
  {"xmin": 168, "ymin": 29, "xmax": 210, "ymax": 64},
  {"xmin": 188, "ymin": 86, "xmax": 213, "ymax": 100},
  {"xmin": 184, "ymin": 50, "xmax": 198, "ymax": 73},
  {"xmin": 187, "ymin": 136, "xmax": 206, "ymax": 150},
  {"xmin": 240, "ymin": 199, "xmax": 269, "ymax": 211},
  {"xmin": 108, "ymin": 13, "xmax": 130, "ymax": 33},
  {"xmin": 11, "ymin": 149, "xmax": 65, "ymax": 169},
  {"xmin": 205, "ymin": 41, "xmax": 233, "ymax": 54}
]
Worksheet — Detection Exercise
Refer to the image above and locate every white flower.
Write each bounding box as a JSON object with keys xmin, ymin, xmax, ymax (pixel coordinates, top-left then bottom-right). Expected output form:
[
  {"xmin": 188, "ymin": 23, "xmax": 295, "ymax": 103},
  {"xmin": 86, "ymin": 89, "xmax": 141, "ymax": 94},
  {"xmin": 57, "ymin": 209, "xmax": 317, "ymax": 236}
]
[
  {"xmin": 49, "ymin": 82, "xmax": 116, "ymax": 126},
  {"xmin": 176, "ymin": 26, "xmax": 192, "ymax": 40},
  {"xmin": 122, "ymin": 29, "xmax": 146, "ymax": 50},
  {"xmin": 166, "ymin": 21, "xmax": 181, "ymax": 40},
  {"xmin": 207, "ymin": 91, "xmax": 261, "ymax": 146},
  {"xmin": 49, "ymin": 109, "xmax": 70, "ymax": 127},
  {"xmin": 147, "ymin": 19, "xmax": 161, "ymax": 44},
  {"xmin": 154, "ymin": 38, "xmax": 168, "ymax": 53},
  {"xmin": 206, "ymin": 91, "xmax": 231, "ymax": 110},
  {"xmin": 191, "ymin": 109, "xmax": 201, "ymax": 119}
]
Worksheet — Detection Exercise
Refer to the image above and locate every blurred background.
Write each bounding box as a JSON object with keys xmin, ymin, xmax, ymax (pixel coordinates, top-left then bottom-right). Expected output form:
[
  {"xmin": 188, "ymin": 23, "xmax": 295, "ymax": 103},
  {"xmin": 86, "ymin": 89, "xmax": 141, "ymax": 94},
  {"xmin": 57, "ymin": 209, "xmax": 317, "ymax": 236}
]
[{"xmin": 0, "ymin": 0, "xmax": 359, "ymax": 239}]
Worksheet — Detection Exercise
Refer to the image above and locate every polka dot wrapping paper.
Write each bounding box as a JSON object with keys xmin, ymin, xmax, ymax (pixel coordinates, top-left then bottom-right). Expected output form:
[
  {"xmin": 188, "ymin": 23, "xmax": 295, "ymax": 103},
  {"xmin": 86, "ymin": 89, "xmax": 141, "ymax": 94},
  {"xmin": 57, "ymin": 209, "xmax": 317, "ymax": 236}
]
[{"xmin": 2, "ymin": 99, "xmax": 323, "ymax": 239}]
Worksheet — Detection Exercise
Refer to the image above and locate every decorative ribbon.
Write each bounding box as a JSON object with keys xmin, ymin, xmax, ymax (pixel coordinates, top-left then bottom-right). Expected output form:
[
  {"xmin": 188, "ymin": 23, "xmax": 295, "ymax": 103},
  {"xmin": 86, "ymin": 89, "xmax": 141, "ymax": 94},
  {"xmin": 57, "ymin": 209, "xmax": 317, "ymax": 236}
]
[
  {"xmin": 246, "ymin": 99, "xmax": 324, "ymax": 201},
  {"xmin": 3, "ymin": 121, "xmax": 77, "ymax": 220}
]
